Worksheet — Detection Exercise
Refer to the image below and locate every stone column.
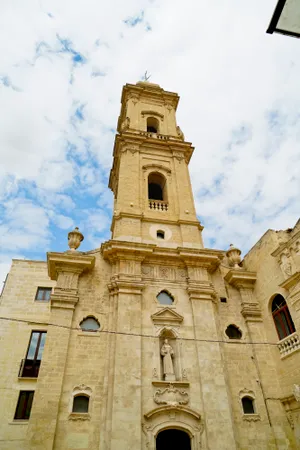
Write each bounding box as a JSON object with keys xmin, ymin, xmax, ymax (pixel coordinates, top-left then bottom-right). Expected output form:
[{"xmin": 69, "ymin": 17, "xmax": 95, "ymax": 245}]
[
  {"xmin": 185, "ymin": 259, "xmax": 237, "ymax": 450},
  {"xmin": 26, "ymin": 252, "xmax": 95, "ymax": 450}
]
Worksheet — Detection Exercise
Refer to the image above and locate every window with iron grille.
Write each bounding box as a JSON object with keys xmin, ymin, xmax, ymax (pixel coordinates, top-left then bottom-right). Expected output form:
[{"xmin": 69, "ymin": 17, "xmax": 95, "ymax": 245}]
[{"xmin": 14, "ymin": 391, "xmax": 34, "ymax": 420}]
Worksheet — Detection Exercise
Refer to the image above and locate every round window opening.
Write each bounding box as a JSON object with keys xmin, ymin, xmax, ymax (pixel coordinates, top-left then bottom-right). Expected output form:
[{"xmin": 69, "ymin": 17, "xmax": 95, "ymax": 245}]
[{"xmin": 225, "ymin": 324, "xmax": 242, "ymax": 339}]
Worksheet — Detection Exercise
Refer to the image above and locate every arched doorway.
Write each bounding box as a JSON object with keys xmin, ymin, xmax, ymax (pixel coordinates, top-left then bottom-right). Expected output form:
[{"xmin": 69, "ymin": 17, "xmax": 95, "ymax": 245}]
[{"xmin": 156, "ymin": 429, "xmax": 191, "ymax": 450}]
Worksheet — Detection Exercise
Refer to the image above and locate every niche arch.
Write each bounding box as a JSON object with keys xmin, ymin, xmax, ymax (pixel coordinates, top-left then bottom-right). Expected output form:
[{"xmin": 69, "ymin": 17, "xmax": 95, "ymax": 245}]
[
  {"xmin": 148, "ymin": 172, "xmax": 167, "ymax": 202},
  {"xmin": 143, "ymin": 405, "xmax": 204, "ymax": 450}
]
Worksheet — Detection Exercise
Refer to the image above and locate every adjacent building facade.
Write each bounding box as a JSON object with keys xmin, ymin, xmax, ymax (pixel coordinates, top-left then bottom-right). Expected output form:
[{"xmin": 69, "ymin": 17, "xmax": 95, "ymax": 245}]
[{"xmin": 0, "ymin": 81, "xmax": 299, "ymax": 450}]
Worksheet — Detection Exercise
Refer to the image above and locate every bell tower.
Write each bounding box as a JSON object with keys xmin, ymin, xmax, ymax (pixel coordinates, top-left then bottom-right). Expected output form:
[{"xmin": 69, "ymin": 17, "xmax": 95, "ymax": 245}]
[{"xmin": 109, "ymin": 81, "xmax": 204, "ymax": 248}]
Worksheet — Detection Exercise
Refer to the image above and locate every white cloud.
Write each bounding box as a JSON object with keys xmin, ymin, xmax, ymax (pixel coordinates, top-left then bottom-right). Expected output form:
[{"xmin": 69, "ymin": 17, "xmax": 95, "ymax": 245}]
[{"xmin": 0, "ymin": 0, "xmax": 299, "ymax": 263}]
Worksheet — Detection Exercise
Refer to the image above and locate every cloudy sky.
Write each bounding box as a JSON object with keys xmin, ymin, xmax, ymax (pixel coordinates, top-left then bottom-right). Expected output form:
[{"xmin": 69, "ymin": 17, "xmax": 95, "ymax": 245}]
[{"xmin": 0, "ymin": 0, "xmax": 300, "ymax": 285}]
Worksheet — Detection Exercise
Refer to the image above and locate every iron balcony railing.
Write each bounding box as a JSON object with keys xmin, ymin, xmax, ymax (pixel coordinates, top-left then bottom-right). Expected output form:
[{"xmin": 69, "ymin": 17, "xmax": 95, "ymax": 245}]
[{"xmin": 18, "ymin": 359, "xmax": 41, "ymax": 378}]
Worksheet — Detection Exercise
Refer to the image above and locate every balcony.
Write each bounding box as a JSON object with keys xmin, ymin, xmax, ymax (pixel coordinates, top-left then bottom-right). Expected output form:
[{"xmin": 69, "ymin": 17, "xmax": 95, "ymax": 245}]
[
  {"xmin": 139, "ymin": 131, "xmax": 169, "ymax": 140},
  {"xmin": 277, "ymin": 332, "xmax": 300, "ymax": 359},
  {"xmin": 149, "ymin": 200, "xmax": 168, "ymax": 211},
  {"xmin": 18, "ymin": 359, "xmax": 41, "ymax": 378}
]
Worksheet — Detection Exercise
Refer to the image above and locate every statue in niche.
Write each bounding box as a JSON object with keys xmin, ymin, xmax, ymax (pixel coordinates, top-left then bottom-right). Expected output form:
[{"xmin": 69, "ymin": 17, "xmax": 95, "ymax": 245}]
[
  {"xmin": 281, "ymin": 254, "xmax": 292, "ymax": 277},
  {"xmin": 161, "ymin": 339, "xmax": 175, "ymax": 381}
]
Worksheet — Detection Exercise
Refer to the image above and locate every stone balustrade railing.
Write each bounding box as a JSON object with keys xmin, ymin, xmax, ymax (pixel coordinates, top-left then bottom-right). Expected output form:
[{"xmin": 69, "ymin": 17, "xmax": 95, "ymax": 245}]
[
  {"xmin": 277, "ymin": 332, "xmax": 300, "ymax": 358},
  {"xmin": 139, "ymin": 131, "xmax": 169, "ymax": 140},
  {"xmin": 149, "ymin": 200, "xmax": 168, "ymax": 211}
]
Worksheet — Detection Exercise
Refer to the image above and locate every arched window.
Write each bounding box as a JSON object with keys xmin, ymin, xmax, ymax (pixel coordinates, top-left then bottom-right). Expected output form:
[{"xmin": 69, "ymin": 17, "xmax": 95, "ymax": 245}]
[
  {"xmin": 148, "ymin": 172, "xmax": 166, "ymax": 201},
  {"xmin": 72, "ymin": 395, "xmax": 89, "ymax": 413},
  {"xmin": 241, "ymin": 396, "xmax": 255, "ymax": 414},
  {"xmin": 147, "ymin": 117, "xmax": 159, "ymax": 133},
  {"xmin": 271, "ymin": 294, "xmax": 295, "ymax": 340},
  {"xmin": 157, "ymin": 291, "xmax": 174, "ymax": 305},
  {"xmin": 225, "ymin": 324, "xmax": 242, "ymax": 340},
  {"xmin": 80, "ymin": 316, "xmax": 100, "ymax": 332}
]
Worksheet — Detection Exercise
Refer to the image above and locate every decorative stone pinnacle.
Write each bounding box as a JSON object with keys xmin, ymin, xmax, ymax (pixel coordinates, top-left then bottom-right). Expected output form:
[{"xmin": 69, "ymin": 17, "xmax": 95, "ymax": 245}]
[
  {"xmin": 226, "ymin": 244, "xmax": 242, "ymax": 268},
  {"xmin": 68, "ymin": 227, "xmax": 84, "ymax": 251}
]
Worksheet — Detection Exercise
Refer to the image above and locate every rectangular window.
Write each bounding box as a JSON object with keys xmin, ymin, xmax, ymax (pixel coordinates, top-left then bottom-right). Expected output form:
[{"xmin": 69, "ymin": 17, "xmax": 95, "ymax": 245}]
[
  {"xmin": 19, "ymin": 331, "xmax": 47, "ymax": 378},
  {"xmin": 14, "ymin": 391, "xmax": 34, "ymax": 420},
  {"xmin": 35, "ymin": 287, "xmax": 52, "ymax": 301}
]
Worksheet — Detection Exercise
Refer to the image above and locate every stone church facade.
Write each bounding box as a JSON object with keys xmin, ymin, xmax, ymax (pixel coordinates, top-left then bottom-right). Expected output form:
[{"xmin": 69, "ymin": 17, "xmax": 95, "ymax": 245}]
[{"xmin": 0, "ymin": 81, "xmax": 299, "ymax": 449}]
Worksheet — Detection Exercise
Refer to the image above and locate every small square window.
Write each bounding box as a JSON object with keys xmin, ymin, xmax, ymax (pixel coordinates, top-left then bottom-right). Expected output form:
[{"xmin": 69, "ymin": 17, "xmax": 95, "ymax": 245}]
[
  {"xmin": 14, "ymin": 391, "xmax": 34, "ymax": 420},
  {"xmin": 220, "ymin": 297, "xmax": 227, "ymax": 303},
  {"xmin": 35, "ymin": 287, "xmax": 52, "ymax": 301},
  {"xmin": 157, "ymin": 230, "xmax": 165, "ymax": 239}
]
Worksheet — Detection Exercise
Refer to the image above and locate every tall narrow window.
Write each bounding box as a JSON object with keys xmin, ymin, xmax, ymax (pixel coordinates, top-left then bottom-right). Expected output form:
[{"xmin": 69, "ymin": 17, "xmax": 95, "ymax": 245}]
[
  {"xmin": 241, "ymin": 397, "xmax": 255, "ymax": 414},
  {"xmin": 73, "ymin": 395, "xmax": 89, "ymax": 413},
  {"xmin": 272, "ymin": 294, "xmax": 295, "ymax": 340},
  {"xmin": 148, "ymin": 172, "xmax": 166, "ymax": 201},
  {"xmin": 147, "ymin": 117, "xmax": 159, "ymax": 133},
  {"xmin": 19, "ymin": 331, "xmax": 47, "ymax": 378},
  {"xmin": 35, "ymin": 287, "xmax": 52, "ymax": 301},
  {"xmin": 14, "ymin": 391, "xmax": 34, "ymax": 420}
]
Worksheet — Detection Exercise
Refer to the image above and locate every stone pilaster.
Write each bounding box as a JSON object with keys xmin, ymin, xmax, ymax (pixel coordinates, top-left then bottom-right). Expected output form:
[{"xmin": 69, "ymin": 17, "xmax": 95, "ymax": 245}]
[
  {"xmin": 224, "ymin": 270, "xmax": 261, "ymax": 322},
  {"xmin": 184, "ymin": 255, "xmax": 237, "ymax": 450},
  {"xmin": 102, "ymin": 241, "xmax": 148, "ymax": 450},
  {"xmin": 26, "ymin": 252, "xmax": 95, "ymax": 450}
]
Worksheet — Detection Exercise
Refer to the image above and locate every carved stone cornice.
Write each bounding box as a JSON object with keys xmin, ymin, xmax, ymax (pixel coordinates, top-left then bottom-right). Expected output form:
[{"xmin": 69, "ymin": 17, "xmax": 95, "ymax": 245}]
[
  {"xmin": 50, "ymin": 289, "xmax": 79, "ymax": 310},
  {"xmin": 151, "ymin": 308, "xmax": 183, "ymax": 326},
  {"xmin": 240, "ymin": 303, "xmax": 262, "ymax": 322},
  {"xmin": 279, "ymin": 271, "xmax": 300, "ymax": 291},
  {"xmin": 224, "ymin": 269, "xmax": 257, "ymax": 288},
  {"xmin": 47, "ymin": 252, "xmax": 95, "ymax": 280},
  {"xmin": 225, "ymin": 270, "xmax": 261, "ymax": 320},
  {"xmin": 47, "ymin": 252, "xmax": 95, "ymax": 310},
  {"xmin": 179, "ymin": 248, "xmax": 224, "ymax": 273},
  {"xmin": 187, "ymin": 281, "xmax": 216, "ymax": 302},
  {"xmin": 107, "ymin": 278, "xmax": 145, "ymax": 295},
  {"xmin": 101, "ymin": 240, "xmax": 155, "ymax": 263}
]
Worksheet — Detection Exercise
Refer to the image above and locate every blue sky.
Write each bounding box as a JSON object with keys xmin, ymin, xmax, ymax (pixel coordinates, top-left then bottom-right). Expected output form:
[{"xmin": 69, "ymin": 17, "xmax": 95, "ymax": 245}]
[{"xmin": 0, "ymin": 0, "xmax": 300, "ymax": 284}]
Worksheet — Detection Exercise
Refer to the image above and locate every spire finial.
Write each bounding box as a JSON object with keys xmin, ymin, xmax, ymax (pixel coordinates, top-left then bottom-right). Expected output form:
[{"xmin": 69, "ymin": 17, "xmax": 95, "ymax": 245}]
[{"xmin": 143, "ymin": 70, "xmax": 151, "ymax": 81}]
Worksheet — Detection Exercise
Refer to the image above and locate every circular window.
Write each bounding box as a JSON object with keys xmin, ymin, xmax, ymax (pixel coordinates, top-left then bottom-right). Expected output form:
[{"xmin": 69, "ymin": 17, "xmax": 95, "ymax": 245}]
[{"xmin": 225, "ymin": 324, "xmax": 242, "ymax": 339}]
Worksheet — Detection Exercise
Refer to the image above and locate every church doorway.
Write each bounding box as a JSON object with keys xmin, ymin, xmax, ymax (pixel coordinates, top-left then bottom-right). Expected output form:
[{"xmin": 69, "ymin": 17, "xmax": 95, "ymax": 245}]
[{"xmin": 156, "ymin": 429, "xmax": 191, "ymax": 450}]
